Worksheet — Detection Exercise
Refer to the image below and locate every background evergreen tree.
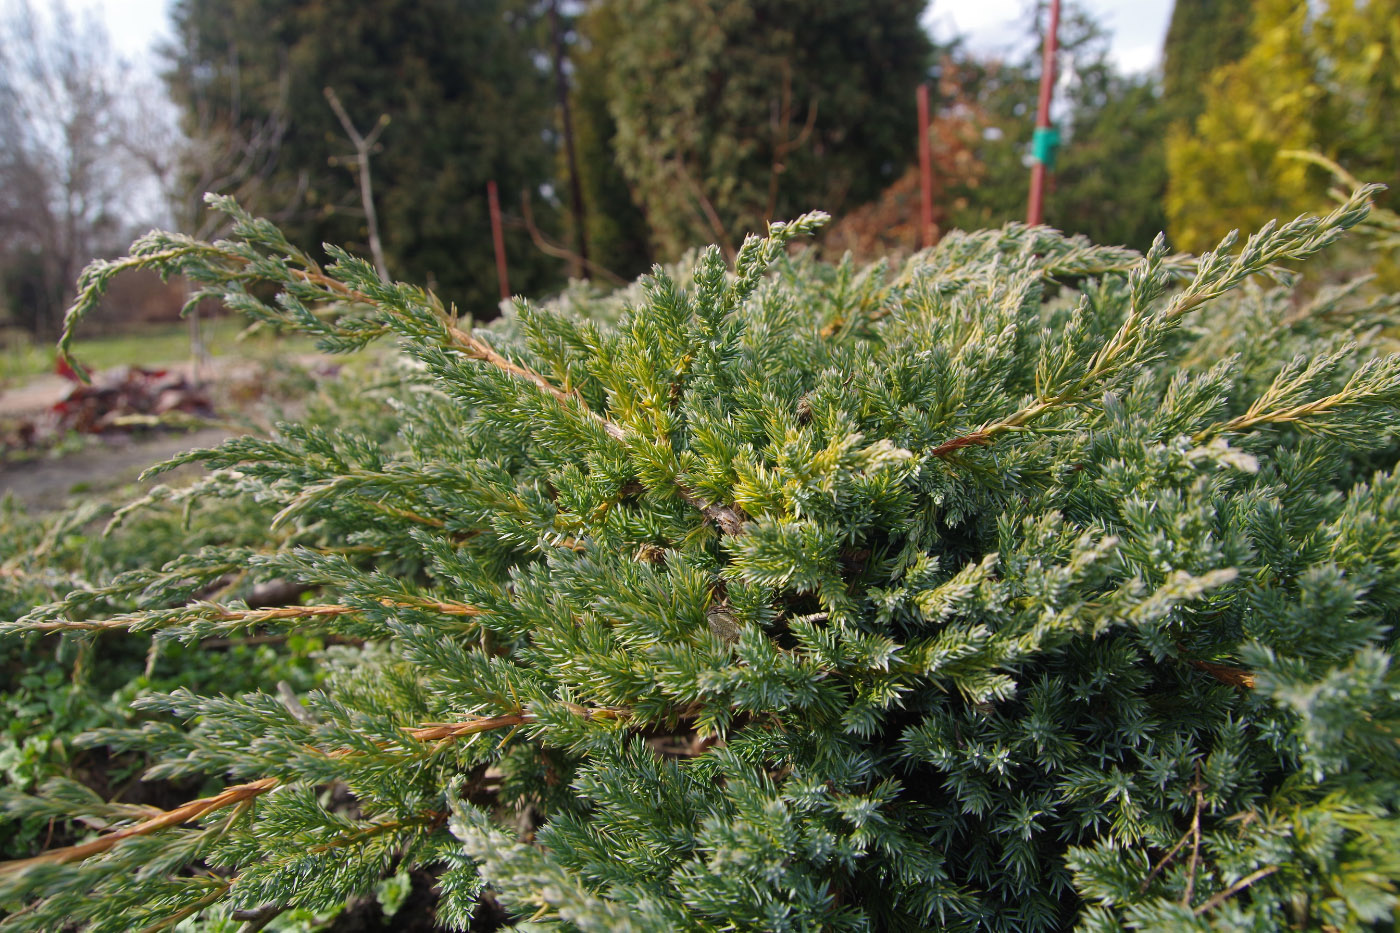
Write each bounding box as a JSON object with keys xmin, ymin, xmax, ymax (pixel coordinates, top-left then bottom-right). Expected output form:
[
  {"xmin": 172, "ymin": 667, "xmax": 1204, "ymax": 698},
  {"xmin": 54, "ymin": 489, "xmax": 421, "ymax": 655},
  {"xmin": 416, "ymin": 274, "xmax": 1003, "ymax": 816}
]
[
  {"xmin": 1040, "ymin": 71, "xmax": 1169, "ymax": 250},
  {"xmin": 594, "ymin": 0, "xmax": 931, "ymax": 262},
  {"xmin": 566, "ymin": 1, "xmax": 654, "ymax": 282},
  {"xmin": 165, "ymin": 0, "xmax": 561, "ymax": 316},
  {"xmin": 1164, "ymin": 0, "xmax": 1321, "ymax": 252},
  {"xmin": 1160, "ymin": 0, "xmax": 1252, "ymax": 123}
]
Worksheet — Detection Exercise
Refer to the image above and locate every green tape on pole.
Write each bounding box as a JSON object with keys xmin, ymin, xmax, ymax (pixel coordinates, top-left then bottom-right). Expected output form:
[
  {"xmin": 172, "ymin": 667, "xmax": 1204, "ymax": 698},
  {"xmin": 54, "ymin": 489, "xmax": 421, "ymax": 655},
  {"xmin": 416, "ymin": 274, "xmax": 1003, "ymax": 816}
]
[{"xmin": 1032, "ymin": 126, "xmax": 1061, "ymax": 170}]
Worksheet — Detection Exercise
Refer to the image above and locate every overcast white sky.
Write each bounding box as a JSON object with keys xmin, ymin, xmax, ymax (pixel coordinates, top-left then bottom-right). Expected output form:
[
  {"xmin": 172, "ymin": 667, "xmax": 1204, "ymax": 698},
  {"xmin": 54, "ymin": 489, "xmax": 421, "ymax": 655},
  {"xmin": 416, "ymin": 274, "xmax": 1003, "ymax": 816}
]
[
  {"xmin": 926, "ymin": 0, "xmax": 1174, "ymax": 74},
  {"xmin": 73, "ymin": 0, "xmax": 171, "ymax": 60},
  {"xmin": 66, "ymin": 0, "xmax": 1172, "ymax": 77}
]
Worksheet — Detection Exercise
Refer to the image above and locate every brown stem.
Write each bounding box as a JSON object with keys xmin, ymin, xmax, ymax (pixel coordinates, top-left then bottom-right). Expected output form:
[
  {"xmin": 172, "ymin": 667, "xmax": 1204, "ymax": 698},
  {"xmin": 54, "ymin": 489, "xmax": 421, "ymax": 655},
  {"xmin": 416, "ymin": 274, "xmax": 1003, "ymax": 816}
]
[
  {"xmin": 1140, "ymin": 828, "xmax": 1192, "ymax": 893},
  {"xmin": 1192, "ymin": 865, "xmax": 1279, "ymax": 915},
  {"xmin": 1186, "ymin": 658, "xmax": 1255, "ymax": 689},
  {"xmin": 23, "ymin": 604, "xmax": 358, "ymax": 634},
  {"xmin": 199, "ymin": 633, "xmax": 365, "ymax": 649},
  {"xmin": 672, "ymin": 158, "xmax": 737, "ymax": 261},
  {"xmin": 517, "ymin": 189, "xmax": 626, "ymax": 286},
  {"xmin": 230, "ymin": 906, "xmax": 285, "ymax": 931},
  {"xmin": 0, "ymin": 778, "xmax": 279, "ymax": 874},
  {"xmin": 139, "ymin": 881, "xmax": 233, "ymax": 933},
  {"xmin": 27, "ymin": 596, "xmax": 479, "ymax": 635},
  {"xmin": 0, "ymin": 706, "xmax": 576, "ymax": 875},
  {"xmin": 406, "ymin": 712, "xmax": 534, "ymax": 742},
  {"xmin": 442, "ymin": 322, "xmax": 625, "ymax": 439},
  {"xmin": 361, "ymin": 501, "xmax": 447, "ymax": 528},
  {"xmin": 305, "ymin": 812, "xmax": 444, "ymax": 855},
  {"xmin": 288, "ymin": 267, "xmax": 373, "ymax": 303},
  {"xmin": 928, "ymin": 430, "xmax": 994, "ymax": 458},
  {"xmin": 675, "ymin": 486, "xmax": 750, "ymax": 536},
  {"xmin": 1182, "ymin": 766, "xmax": 1205, "ymax": 907}
]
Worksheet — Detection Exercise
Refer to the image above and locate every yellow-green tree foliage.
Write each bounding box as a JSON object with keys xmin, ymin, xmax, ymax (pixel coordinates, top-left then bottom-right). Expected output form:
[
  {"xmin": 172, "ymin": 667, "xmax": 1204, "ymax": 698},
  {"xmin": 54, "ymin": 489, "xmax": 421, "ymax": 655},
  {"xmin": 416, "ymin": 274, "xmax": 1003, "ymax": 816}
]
[{"xmin": 1166, "ymin": 0, "xmax": 1400, "ymax": 252}]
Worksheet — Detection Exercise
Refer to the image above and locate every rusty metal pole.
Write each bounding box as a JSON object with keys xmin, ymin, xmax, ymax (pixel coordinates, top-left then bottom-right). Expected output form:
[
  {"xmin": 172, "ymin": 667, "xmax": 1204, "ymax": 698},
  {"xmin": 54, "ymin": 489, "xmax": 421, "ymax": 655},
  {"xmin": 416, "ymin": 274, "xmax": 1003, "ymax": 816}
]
[
  {"xmin": 917, "ymin": 83, "xmax": 934, "ymax": 248},
  {"xmin": 488, "ymin": 179, "xmax": 509, "ymax": 300},
  {"xmin": 1026, "ymin": 0, "xmax": 1061, "ymax": 226}
]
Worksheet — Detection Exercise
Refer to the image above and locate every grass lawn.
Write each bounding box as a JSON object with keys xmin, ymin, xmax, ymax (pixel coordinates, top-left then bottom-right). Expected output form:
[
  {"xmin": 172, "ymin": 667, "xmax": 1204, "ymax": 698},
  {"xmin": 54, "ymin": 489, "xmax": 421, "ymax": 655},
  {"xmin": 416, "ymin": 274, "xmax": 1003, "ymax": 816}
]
[{"xmin": 1, "ymin": 317, "xmax": 323, "ymax": 386}]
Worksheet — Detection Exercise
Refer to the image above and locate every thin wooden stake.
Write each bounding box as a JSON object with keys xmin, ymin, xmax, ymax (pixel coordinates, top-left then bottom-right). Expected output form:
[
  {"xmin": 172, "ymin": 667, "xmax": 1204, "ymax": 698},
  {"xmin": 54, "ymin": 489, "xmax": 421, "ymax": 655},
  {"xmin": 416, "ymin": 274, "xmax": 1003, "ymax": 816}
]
[
  {"xmin": 1026, "ymin": 0, "xmax": 1061, "ymax": 226},
  {"xmin": 917, "ymin": 83, "xmax": 934, "ymax": 248}
]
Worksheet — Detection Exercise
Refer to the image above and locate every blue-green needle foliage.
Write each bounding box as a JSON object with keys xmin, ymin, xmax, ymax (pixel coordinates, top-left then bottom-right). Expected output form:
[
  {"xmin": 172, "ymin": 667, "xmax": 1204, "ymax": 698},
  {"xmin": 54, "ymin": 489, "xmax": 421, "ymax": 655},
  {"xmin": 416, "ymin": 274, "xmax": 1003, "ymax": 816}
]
[{"xmin": 4, "ymin": 187, "xmax": 1400, "ymax": 931}]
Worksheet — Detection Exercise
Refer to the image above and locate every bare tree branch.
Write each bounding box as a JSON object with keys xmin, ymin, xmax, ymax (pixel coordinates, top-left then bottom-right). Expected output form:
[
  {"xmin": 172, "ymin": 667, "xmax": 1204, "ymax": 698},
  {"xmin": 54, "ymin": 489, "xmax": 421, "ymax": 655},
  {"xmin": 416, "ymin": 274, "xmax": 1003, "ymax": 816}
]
[
  {"xmin": 324, "ymin": 86, "xmax": 390, "ymax": 280},
  {"xmin": 516, "ymin": 189, "xmax": 626, "ymax": 287},
  {"xmin": 0, "ymin": 0, "xmax": 143, "ymax": 336},
  {"xmin": 671, "ymin": 158, "xmax": 737, "ymax": 262}
]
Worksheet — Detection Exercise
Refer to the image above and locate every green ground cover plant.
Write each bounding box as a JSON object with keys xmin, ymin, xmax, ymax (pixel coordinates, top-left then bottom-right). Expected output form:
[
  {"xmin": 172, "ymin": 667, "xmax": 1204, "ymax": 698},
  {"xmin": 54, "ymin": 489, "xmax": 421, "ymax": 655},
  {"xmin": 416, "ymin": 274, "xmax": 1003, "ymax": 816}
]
[
  {"xmin": 0, "ymin": 363, "xmax": 402, "ymax": 862},
  {"xmin": 0, "ymin": 496, "xmax": 319, "ymax": 863},
  {"xmin": 1, "ymin": 188, "xmax": 1399, "ymax": 930}
]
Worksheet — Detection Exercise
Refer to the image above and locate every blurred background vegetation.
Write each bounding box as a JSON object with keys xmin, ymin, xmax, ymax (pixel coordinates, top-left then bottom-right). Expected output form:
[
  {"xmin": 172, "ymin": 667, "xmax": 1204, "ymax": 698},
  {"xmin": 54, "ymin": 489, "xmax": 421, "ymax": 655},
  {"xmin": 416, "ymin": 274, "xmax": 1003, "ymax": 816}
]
[{"xmin": 1, "ymin": 0, "xmax": 1396, "ymax": 351}]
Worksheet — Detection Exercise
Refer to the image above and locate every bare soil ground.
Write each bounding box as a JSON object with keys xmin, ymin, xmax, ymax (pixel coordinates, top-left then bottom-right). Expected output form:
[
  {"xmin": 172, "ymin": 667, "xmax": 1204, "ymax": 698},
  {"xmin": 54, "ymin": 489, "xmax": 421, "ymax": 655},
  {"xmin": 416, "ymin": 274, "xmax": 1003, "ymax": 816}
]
[
  {"xmin": 0, "ymin": 356, "xmax": 318, "ymax": 511},
  {"xmin": 0, "ymin": 372, "xmax": 72, "ymax": 415},
  {"xmin": 0, "ymin": 425, "xmax": 235, "ymax": 511}
]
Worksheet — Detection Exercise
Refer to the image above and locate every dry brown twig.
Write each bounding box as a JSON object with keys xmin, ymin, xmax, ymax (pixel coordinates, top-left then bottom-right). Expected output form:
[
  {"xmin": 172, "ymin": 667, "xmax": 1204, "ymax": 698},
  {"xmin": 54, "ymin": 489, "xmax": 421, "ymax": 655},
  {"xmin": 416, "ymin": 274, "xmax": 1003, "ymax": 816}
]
[
  {"xmin": 1138, "ymin": 763, "xmax": 1206, "ymax": 897},
  {"xmin": 764, "ymin": 63, "xmax": 819, "ymax": 223},
  {"xmin": 672, "ymin": 157, "xmax": 737, "ymax": 261},
  {"xmin": 516, "ymin": 190, "xmax": 627, "ymax": 287},
  {"xmin": 0, "ymin": 778, "xmax": 280, "ymax": 875},
  {"xmin": 323, "ymin": 86, "xmax": 390, "ymax": 281},
  {"xmin": 1182, "ymin": 766, "xmax": 1205, "ymax": 907},
  {"xmin": 21, "ymin": 596, "xmax": 480, "ymax": 635},
  {"xmin": 1193, "ymin": 865, "xmax": 1280, "ymax": 915},
  {"xmin": 0, "ymin": 703, "xmax": 617, "ymax": 876}
]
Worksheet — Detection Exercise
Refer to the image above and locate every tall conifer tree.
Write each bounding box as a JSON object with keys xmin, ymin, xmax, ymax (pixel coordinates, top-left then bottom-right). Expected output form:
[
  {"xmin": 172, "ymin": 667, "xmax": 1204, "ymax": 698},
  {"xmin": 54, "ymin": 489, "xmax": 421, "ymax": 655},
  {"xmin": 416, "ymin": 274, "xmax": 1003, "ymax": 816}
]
[
  {"xmin": 1160, "ymin": 0, "xmax": 1253, "ymax": 122},
  {"xmin": 165, "ymin": 0, "xmax": 561, "ymax": 315},
  {"xmin": 566, "ymin": 1, "xmax": 655, "ymax": 282},
  {"xmin": 595, "ymin": 0, "xmax": 931, "ymax": 261}
]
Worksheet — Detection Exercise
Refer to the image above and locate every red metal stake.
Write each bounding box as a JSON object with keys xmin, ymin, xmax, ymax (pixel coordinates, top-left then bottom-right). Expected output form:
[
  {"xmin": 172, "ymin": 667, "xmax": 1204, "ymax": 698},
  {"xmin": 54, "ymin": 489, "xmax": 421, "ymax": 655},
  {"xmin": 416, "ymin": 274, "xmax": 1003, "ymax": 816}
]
[
  {"xmin": 488, "ymin": 179, "xmax": 509, "ymax": 300},
  {"xmin": 917, "ymin": 83, "xmax": 934, "ymax": 248},
  {"xmin": 1026, "ymin": 0, "xmax": 1061, "ymax": 227}
]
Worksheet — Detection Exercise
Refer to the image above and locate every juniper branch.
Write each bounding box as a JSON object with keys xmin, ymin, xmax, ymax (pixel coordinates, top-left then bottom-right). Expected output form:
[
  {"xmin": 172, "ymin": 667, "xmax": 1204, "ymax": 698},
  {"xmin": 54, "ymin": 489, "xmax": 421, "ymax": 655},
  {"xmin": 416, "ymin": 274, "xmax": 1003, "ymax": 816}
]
[
  {"xmin": 5, "ymin": 597, "xmax": 479, "ymax": 638},
  {"xmin": 930, "ymin": 185, "xmax": 1382, "ymax": 458},
  {"xmin": 1193, "ymin": 353, "xmax": 1400, "ymax": 442},
  {"xmin": 0, "ymin": 704, "xmax": 618, "ymax": 876},
  {"xmin": 60, "ymin": 194, "xmax": 800, "ymax": 534}
]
